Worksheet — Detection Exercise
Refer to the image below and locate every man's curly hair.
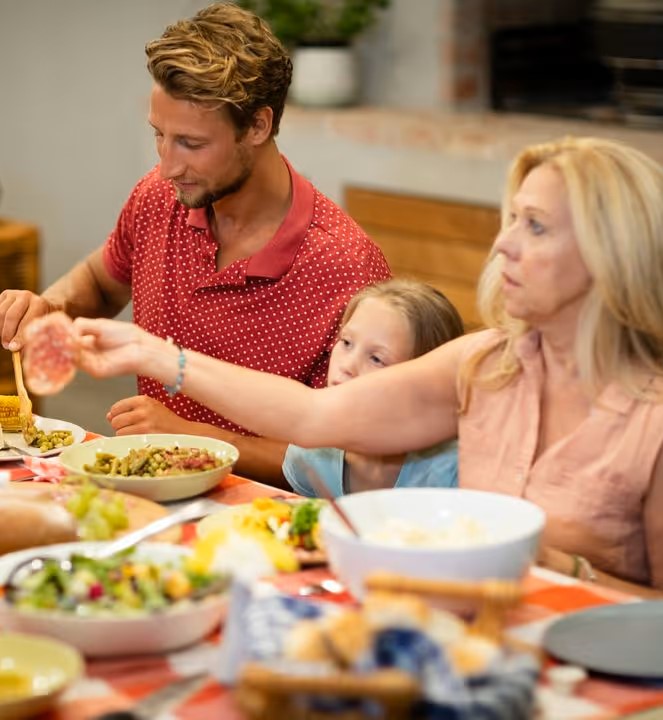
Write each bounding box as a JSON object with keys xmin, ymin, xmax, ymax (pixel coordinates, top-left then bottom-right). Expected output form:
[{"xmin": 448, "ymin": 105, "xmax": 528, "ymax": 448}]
[{"xmin": 145, "ymin": 2, "xmax": 292, "ymax": 137}]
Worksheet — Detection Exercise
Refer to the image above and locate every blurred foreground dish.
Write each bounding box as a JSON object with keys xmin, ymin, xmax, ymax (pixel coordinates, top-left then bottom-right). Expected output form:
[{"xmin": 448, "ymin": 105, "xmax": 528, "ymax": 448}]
[
  {"xmin": 320, "ymin": 488, "xmax": 545, "ymax": 597},
  {"xmin": 0, "ymin": 543, "xmax": 230, "ymax": 657},
  {"xmin": 0, "ymin": 632, "xmax": 83, "ymax": 720}
]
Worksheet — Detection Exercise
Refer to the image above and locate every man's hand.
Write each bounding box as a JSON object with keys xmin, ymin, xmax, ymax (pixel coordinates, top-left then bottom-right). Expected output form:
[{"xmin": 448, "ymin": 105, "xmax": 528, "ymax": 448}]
[
  {"xmin": 0, "ymin": 290, "xmax": 55, "ymax": 351},
  {"xmin": 107, "ymin": 395, "xmax": 195, "ymax": 435},
  {"xmin": 107, "ymin": 394, "xmax": 290, "ymax": 488}
]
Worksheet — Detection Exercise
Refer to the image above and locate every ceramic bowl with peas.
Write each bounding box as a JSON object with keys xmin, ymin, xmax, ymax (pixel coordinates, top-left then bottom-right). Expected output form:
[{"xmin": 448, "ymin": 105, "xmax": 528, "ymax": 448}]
[{"xmin": 59, "ymin": 434, "xmax": 239, "ymax": 501}]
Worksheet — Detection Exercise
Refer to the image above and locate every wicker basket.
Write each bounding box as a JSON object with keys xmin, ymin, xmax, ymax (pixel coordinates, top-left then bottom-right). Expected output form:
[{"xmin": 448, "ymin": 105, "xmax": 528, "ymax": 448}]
[
  {"xmin": 236, "ymin": 572, "xmax": 526, "ymax": 720},
  {"xmin": 0, "ymin": 218, "xmax": 39, "ymax": 402},
  {"xmin": 0, "ymin": 218, "xmax": 40, "ymax": 397}
]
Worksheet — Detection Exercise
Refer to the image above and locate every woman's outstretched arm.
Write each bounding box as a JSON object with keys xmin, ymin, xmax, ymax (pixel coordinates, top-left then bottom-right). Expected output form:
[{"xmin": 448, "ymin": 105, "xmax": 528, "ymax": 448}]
[{"xmin": 74, "ymin": 317, "xmax": 470, "ymax": 455}]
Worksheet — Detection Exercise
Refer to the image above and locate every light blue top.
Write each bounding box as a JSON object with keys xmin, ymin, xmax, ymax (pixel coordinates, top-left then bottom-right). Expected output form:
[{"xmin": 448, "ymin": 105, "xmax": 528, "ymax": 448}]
[{"xmin": 283, "ymin": 441, "xmax": 458, "ymax": 497}]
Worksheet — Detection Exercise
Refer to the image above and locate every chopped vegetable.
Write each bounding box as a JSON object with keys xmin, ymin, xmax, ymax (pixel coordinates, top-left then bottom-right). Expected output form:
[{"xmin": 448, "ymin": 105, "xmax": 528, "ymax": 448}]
[
  {"xmin": 9, "ymin": 550, "xmax": 229, "ymax": 616},
  {"xmin": 84, "ymin": 446, "xmax": 231, "ymax": 477}
]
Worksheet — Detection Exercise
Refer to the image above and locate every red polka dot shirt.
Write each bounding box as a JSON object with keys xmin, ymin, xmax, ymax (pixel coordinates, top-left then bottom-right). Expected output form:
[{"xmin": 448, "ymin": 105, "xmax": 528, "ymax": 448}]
[{"xmin": 102, "ymin": 159, "xmax": 391, "ymax": 434}]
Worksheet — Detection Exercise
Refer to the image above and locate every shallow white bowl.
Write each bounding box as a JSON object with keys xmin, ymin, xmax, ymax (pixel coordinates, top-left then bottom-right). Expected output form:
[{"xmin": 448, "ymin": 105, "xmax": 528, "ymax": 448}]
[
  {"xmin": 0, "ymin": 542, "xmax": 228, "ymax": 657},
  {"xmin": 320, "ymin": 488, "xmax": 545, "ymax": 598},
  {"xmin": 59, "ymin": 433, "xmax": 239, "ymax": 501},
  {"xmin": 0, "ymin": 632, "xmax": 83, "ymax": 720}
]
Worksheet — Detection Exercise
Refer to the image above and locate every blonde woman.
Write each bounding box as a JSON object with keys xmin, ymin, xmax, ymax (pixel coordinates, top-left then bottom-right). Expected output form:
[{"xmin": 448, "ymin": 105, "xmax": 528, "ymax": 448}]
[{"xmin": 67, "ymin": 136, "xmax": 663, "ymax": 595}]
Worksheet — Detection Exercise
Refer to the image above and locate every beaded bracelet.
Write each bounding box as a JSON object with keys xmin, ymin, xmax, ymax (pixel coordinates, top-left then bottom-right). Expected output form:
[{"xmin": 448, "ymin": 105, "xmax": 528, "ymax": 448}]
[{"xmin": 164, "ymin": 340, "xmax": 186, "ymax": 397}]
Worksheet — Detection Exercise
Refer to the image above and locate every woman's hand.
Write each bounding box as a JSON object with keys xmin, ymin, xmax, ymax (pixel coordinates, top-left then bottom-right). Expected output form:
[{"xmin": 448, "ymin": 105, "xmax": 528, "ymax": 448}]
[
  {"xmin": 74, "ymin": 317, "xmax": 149, "ymax": 378},
  {"xmin": 537, "ymin": 545, "xmax": 575, "ymax": 577}
]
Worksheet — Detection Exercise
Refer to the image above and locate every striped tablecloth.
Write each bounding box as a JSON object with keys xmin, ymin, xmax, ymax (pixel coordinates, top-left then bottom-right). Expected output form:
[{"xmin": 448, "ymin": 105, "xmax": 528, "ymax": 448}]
[{"xmin": 2, "ymin": 467, "xmax": 662, "ymax": 719}]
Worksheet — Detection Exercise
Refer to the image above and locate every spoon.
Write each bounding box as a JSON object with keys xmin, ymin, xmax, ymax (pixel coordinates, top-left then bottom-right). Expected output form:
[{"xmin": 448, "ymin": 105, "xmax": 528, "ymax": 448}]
[
  {"xmin": 4, "ymin": 497, "xmax": 218, "ymax": 599},
  {"xmin": 294, "ymin": 459, "xmax": 361, "ymax": 538}
]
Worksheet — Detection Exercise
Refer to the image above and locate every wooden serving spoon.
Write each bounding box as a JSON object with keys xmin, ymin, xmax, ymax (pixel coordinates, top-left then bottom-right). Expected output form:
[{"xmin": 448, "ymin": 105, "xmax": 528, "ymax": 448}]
[{"xmin": 12, "ymin": 351, "xmax": 33, "ymax": 441}]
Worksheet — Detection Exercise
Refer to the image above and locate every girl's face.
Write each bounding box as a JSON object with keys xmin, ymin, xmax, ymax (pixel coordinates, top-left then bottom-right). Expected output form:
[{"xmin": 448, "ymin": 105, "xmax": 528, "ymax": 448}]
[{"xmin": 327, "ymin": 297, "xmax": 415, "ymax": 387}]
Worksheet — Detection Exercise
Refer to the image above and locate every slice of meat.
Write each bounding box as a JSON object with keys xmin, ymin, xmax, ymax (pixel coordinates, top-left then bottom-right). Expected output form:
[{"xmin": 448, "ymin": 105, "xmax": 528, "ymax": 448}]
[{"xmin": 23, "ymin": 312, "xmax": 79, "ymax": 395}]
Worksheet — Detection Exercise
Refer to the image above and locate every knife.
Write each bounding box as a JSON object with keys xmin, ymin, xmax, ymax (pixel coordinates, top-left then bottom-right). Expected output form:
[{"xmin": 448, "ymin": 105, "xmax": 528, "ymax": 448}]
[{"xmin": 91, "ymin": 672, "xmax": 209, "ymax": 720}]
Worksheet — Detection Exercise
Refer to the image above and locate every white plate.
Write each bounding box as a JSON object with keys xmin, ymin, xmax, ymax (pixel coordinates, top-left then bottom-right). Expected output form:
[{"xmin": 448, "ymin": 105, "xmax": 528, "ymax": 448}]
[
  {"xmin": 0, "ymin": 415, "xmax": 86, "ymax": 461},
  {"xmin": 0, "ymin": 542, "xmax": 228, "ymax": 657},
  {"xmin": 543, "ymin": 601, "xmax": 663, "ymax": 679}
]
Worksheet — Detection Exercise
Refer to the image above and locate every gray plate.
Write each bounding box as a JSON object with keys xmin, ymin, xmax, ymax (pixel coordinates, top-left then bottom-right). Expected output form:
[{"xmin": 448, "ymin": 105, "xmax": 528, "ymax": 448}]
[{"xmin": 543, "ymin": 601, "xmax": 663, "ymax": 679}]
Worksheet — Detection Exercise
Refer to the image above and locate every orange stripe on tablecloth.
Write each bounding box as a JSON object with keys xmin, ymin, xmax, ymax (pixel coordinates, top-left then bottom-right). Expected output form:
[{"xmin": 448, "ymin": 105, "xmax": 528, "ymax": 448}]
[
  {"xmin": 580, "ymin": 676, "xmax": 663, "ymax": 715},
  {"xmin": 525, "ymin": 584, "xmax": 617, "ymax": 613},
  {"xmin": 220, "ymin": 473, "xmax": 251, "ymax": 488},
  {"xmin": 179, "ymin": 690, "xmax": 245, "ymax": 720},
  {"xmin": 507, "ymin": 602, "xmax": 556, "ymax": 626},
  {"xmin": 208, "ymin": 475, "xmax": 298, "ymax": 506},
  {"xmin": 522, "ymin": 572, "xmax": 558, "ymax": 594},
  {"xmin": 84, "ymin": 656, "xmax": 174, "ymax": 690}
]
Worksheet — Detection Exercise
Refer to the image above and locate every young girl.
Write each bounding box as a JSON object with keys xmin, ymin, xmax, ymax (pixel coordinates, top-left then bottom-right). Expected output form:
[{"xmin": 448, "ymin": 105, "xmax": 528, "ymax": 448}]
[{"xmin": 283, "ymin": 279, "xmax": 464, "ymax": 497}]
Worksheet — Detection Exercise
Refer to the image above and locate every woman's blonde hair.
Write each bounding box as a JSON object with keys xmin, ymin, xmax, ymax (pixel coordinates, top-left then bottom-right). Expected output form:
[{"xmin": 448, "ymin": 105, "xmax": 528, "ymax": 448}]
[
  {"xmin": 468, "ymin": 136, "xmax": 663, "ymax": 400},
  {"xmin": 145, "ymin": 2, "xmax": 292, "ymax": 137},
  {"xmin": 342, "ymin": 278, "xmax": 464, "ymax": 358}
]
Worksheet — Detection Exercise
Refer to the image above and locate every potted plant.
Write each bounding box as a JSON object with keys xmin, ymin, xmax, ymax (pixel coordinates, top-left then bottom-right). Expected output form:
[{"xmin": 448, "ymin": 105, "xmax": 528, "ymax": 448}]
[{"xmin": 235, "ymin": 0, "xmax": 391, "ymax": 107}]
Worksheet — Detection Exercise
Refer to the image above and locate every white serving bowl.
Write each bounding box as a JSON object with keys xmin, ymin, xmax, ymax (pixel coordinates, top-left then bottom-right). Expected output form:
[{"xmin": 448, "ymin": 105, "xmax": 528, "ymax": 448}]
[
  {"xmin": 0, "ymin": 542, "xmax": 228, "ymax": 657},
  {"xmin": 320, "ymin": 488, "xmax": 545, "ymax": 598},
  {"xmin": 59, "ymin": 434, "xmax": 239, "ymax": 501}
]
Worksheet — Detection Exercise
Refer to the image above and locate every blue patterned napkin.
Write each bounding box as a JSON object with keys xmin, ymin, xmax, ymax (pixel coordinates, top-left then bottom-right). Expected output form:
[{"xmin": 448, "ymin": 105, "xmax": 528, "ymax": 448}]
[{"xmin": 217, "ymin": 581, "xmax": 539, "ymax": 720}]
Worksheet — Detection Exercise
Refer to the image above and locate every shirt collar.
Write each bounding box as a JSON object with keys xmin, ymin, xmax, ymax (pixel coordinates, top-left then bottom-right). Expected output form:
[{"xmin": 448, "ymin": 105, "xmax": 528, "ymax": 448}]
[
  {"xmin": 513, "ymin": 329, "xmax": 637, "ymax": 415},
  {"xmin": 185, "ymin": 156, "xmax": 314, "ymax": 280}
]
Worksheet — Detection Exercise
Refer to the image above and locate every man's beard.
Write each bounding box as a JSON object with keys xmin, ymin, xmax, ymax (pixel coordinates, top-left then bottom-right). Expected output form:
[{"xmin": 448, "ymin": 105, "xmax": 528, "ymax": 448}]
[{"xmin": 176, "ymin": 157, "xmax": 253, "ymax": 209}]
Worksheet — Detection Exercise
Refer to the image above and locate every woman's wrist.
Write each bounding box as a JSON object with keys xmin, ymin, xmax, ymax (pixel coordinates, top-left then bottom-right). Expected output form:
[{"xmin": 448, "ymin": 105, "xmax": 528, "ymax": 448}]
[{"xmin": 163, "ymin": 337, "xmax": 186, "ymax": 397}]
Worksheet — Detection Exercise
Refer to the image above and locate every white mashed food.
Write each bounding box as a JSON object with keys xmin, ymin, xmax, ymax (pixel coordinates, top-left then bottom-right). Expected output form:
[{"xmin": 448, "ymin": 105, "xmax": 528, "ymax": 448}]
[{"xmin": 365, "ymin": 515, "xmax": 494, "ymax": 548}]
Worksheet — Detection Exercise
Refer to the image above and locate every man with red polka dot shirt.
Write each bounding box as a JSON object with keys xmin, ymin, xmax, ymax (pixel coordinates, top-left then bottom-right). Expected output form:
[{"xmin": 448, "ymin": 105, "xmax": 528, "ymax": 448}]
[{"xmin": 0, "ymin": 3, "xmax": 390, "ymax": 486}]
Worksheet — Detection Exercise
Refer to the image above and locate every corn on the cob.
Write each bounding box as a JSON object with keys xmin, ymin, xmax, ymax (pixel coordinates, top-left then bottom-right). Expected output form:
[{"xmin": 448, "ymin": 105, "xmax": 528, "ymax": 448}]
[{"xmin": 0, "ymin": 395, "xmax": 23, "ymax": 431}]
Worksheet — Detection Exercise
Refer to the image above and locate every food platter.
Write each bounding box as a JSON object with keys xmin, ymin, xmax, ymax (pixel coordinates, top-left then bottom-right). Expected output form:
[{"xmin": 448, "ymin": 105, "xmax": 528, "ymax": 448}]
[
  {"xmin": 197, "ymin": 497, "xmax": 327, "ymax": 567},
  {"xmin": 0, "ymin": 415, "xmax": 86, "ymax": 461},
  {"xmin": 0, "ymin": 543, "xmax": 228, "ymax": 657},
  {"xmin": 7, "ymin": 482, "xmax": 181, "ymax": 544}
]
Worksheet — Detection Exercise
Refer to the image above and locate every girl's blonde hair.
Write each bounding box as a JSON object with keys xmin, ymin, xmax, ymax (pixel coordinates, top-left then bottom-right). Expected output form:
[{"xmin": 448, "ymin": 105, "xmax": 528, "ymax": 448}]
[
  {"xmin": 466, "ymin": 136, "xmax": 663, "ymax": 401},
  {"xmin": 342, "ymin": 278, "xmax": 464, "ymax": 358}
]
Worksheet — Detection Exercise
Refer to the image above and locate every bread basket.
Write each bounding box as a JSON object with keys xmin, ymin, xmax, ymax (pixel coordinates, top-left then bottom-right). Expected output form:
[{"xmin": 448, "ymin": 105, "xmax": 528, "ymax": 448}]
[{"xmin": 235, "ymin": 572, "xmax": 536, "ymax": 720}]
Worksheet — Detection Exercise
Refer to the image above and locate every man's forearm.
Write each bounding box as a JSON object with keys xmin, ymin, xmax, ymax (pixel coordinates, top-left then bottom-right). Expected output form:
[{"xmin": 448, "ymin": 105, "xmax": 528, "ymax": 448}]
[
  {"xmin": 43, "ymin": 249, "xmax": 130, "ymax": 319},
  {"xmin": 189, "ymin": 422, "xmax": 290, "ymax": 489}
]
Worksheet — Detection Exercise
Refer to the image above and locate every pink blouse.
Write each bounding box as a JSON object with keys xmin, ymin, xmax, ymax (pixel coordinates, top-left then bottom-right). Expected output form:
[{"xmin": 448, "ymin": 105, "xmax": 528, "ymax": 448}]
[{"xmin": 458, "ymin": 330, "xmax": 663, "ymax": 585}]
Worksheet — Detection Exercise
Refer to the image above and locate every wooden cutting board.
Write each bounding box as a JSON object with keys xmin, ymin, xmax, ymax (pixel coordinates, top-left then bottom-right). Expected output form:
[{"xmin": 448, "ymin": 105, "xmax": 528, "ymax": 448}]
[{"xmin": 8, "ymin": 481, "xmax": 181, "ymax": 543}]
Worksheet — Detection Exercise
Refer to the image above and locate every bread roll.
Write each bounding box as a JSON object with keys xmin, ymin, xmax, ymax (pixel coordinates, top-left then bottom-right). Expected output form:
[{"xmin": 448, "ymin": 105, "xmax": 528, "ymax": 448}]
[
  {"xmin": 323, "ymin": 610, "xmax": 371, "ymax": 666},
  {"xmin": 283, "ymin": 620, "xmax": 332, "ymax": 663},
  {"xmin": 0, "ymin": 489, "xmax": 77, "ymax": 555},
  {"xmin": 363, "ymin": 591, "xmax": 431, "ymax": 631},
  {"xmin": 447, "ymin": 635, "xmax": 499, "ymax": 676}
]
